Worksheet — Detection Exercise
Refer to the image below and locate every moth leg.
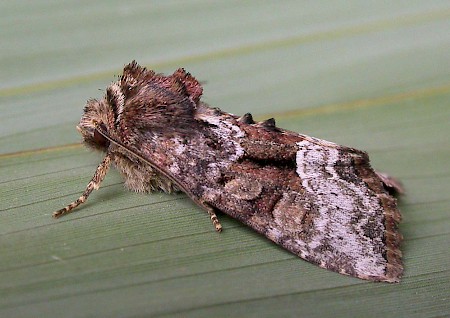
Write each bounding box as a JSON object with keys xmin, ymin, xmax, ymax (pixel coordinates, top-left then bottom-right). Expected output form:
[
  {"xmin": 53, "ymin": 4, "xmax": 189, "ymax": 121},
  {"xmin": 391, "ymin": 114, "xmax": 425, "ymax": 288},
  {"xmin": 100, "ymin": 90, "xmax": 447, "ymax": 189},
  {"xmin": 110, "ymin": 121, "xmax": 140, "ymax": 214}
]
[
  {"xmin": 203, "ymin": 203, "xmax": 222, "ymax": 232},
  {"xmin": 52, "ymin": 154, "xmax": 112, "ymax": 218}
]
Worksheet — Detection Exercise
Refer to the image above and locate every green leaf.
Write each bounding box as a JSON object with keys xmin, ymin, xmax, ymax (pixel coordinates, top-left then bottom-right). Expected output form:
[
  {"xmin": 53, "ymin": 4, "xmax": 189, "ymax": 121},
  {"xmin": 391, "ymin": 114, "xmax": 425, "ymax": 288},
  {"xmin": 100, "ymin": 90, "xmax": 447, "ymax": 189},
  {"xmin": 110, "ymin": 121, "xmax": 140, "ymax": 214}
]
[{"xmin": 1, "ymin": 2, "xmax": 449, "ymax": 317}]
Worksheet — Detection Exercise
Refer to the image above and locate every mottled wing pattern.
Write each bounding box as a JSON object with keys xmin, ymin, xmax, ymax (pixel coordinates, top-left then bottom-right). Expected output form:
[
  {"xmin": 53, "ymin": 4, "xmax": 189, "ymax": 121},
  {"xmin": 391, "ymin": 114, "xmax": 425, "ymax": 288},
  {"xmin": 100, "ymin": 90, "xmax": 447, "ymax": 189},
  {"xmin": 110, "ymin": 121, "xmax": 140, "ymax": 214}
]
[
  {"xmin": 133, "ymin": 103, "xmax": 403, "ymax": 282},
  {"xmin": 206, "ymin": 110, "xmax": 401, "ymax": 282}
]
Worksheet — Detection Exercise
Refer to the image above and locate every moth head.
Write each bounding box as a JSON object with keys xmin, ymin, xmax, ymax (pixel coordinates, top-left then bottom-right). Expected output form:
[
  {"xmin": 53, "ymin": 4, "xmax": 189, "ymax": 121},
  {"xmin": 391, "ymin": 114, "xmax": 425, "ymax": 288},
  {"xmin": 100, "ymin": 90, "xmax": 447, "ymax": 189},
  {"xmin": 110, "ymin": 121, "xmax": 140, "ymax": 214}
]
[{"xmin": 77, "ymin": 97, "xmax": 116, "ymax": 151}]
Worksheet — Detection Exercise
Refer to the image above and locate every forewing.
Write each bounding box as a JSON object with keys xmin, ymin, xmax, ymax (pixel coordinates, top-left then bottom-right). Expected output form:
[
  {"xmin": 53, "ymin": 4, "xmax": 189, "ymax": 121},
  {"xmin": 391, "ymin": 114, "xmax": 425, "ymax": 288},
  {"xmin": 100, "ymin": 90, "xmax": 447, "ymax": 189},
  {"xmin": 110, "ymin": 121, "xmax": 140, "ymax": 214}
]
[{"xmin": 134, "ymin": 105, "xmax": 403, "ymax": 282}]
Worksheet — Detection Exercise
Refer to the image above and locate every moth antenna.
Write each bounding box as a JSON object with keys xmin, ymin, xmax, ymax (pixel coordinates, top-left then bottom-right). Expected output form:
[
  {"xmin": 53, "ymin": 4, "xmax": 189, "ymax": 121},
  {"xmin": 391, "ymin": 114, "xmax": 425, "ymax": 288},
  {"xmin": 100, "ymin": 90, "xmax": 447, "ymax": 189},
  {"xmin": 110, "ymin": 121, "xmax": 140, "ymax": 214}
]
[
  {"xmin": 238, "ymin": 113, "xmax": 255, "ymax": 124},
  {"xmin": 52, "ymin": 154, "xmax": 112, "ymax": 218}
]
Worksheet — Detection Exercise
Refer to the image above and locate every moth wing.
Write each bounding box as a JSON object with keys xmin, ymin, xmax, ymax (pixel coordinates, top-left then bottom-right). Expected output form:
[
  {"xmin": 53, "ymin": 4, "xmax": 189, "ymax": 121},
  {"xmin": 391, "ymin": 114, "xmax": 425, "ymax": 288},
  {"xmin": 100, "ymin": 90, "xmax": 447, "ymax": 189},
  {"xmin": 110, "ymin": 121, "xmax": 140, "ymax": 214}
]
[{"xmin": 203, "ymin": 138, "xmax": 403, "ymax": 282}]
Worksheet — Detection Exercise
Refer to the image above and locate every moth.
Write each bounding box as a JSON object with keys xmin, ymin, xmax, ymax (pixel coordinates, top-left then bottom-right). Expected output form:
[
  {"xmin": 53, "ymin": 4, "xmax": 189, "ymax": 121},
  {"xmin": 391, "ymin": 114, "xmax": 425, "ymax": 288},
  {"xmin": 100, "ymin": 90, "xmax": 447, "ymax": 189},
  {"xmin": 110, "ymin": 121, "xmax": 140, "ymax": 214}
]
[{"xmin": 54, "ymin": 61, "xmax": 404, "ymax": 282}]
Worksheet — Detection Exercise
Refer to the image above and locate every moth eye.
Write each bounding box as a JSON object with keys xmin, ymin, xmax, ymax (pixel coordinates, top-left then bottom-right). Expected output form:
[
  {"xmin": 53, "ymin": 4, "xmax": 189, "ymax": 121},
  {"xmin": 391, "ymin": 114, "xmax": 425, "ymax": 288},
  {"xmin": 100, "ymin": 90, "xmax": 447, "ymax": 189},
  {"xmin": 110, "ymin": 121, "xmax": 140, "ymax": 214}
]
[{"xmin": 93, "ymin": 124, "xmax": 110, "ymax": 147}]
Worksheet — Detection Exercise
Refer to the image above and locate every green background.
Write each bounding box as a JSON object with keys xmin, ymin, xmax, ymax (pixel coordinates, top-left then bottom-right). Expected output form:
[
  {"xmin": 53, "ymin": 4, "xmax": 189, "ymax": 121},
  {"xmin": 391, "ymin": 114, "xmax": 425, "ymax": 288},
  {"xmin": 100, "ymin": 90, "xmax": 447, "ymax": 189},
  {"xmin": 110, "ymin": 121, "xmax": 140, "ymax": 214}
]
[{"xmin": 1, "ymin": 1, "xmax": 449, "ymax": 317}]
